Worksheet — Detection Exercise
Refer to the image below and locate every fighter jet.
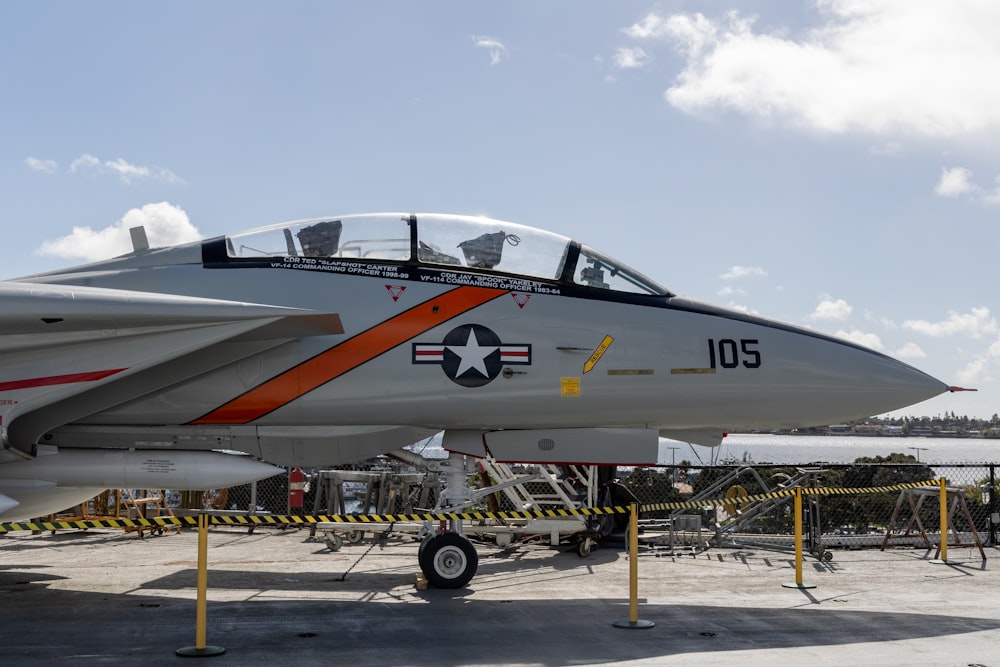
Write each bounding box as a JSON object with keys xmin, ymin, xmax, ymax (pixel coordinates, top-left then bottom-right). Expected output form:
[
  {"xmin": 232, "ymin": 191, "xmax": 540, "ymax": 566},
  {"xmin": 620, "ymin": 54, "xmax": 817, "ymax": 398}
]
[{"xmin": 0, "ymin": 213, "xmax": 953, "ymax": 583}]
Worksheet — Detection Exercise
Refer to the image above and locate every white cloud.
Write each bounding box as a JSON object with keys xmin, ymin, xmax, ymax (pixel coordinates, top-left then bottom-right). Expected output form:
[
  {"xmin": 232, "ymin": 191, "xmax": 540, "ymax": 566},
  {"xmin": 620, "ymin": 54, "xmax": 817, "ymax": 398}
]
[
  {"xmin": 720, "ymin": 265, "xmax": 767, "ymax": 280},
  {"xmin": 624, "ymin": 12, "xmax": 673, "ymax": 40},
  {"xmin": 637, "ymin": 2, "xmax": 1000, "ymax": 138},
  {"xmin": 24, "ymin": 157, "xmax": 59, "ymax": 174},
  {"xmin": 935, "ymin": 166, "xmax": 1000, "ymax": 204},
  {"xmin": 473, "ymin": 36, "xmax": 507, "ymax": 65},
  {"xmin": 987, "ymin": 181, "xmax": 1000, "ymax": 205},
  {"xmin": 810, "ymin": 297, "xmax": 852, "ymax": 321},
  {"xmin": 716, "ymin": 285, "xmax": 744, "ymax": 297},
  {"xmin": 955, "ymin": 335, "xmax": 1000, "ymax": 385},
  {"xmin": 626, "ymin": 11, "xmax": 719, "ymax": 58},
  {"xmin": 935, "ymin": 167, "xmax": 976, "ymax": 197},
  {"xmin": 69, "ymin": 154, "xmax": 101, "ymax": 173},
  {"xmin": 36, "ymin": 202, "xmax": 201, "ymax": 262},
  {"xmin": 68, "ymin": 153, "xmax": 182, "ymax": 185},
  {"xmin": 903, "ymin": 307, "xmax": 997, "ymax": 338},
  {"xmin": 104, "ymin": 158, "xmax": 150, "ymax": 184},
  {"xmin": 614, "ymin": 47, "xmax": 650, "ymax": 70},
  {"xmin": 893, "ymin": 342, "xmax": 926, "ymax": 359},
  {"xmin": 835, "ymin": 329, "xmax": 883, "ymax": 351},
  {"xmin": 956, "ymin": 357, "xmax": 990, "ymax": 385}
]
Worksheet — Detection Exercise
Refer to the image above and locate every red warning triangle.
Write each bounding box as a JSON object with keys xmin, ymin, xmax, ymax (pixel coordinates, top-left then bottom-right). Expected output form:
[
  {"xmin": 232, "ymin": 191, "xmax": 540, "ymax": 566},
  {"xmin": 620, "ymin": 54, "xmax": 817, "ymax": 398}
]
[
  {"xmin": 511, "ymin": 293, "xmax": 530, "ymax": 309},
  {"xmin": 386, "ymin": 285, "xmax": 406, "ymax": 302}
]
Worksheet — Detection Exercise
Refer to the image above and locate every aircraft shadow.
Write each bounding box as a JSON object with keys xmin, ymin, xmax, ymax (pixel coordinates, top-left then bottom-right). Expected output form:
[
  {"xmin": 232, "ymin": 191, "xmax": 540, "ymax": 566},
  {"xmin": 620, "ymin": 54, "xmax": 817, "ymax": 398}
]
[
  {"xmin": 132, "ymin": 541, "xmax": 624, "ymax": 594},
  {"xmin": 6, "ymin": 531, "xmax": 998, "ymax": 665},
  {"xmin": 4, "ymin": 587, "xmax": 1000, "ymax": 666}
]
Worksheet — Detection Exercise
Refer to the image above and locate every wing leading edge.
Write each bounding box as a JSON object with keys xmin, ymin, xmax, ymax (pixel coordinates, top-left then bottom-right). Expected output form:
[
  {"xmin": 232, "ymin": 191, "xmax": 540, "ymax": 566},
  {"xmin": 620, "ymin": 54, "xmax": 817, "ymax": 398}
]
[{"xmin": 0, "ymin": 281, "xmax": 341, "ymax": 459}]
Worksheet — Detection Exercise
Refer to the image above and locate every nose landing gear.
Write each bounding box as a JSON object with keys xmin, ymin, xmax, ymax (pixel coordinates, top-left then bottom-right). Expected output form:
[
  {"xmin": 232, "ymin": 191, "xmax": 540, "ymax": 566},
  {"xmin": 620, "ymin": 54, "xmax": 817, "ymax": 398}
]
[{"xmin": 418, "ymin": 532, "xmax": 479, "ymax": 588}]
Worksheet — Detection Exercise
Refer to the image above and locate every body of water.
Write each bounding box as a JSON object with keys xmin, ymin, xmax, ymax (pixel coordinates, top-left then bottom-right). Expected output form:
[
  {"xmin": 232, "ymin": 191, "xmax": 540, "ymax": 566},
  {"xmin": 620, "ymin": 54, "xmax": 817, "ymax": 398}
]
[
  {"xmin": 660, "ymin": 433, "xmax": 1000, "ymax": 466},
  {"xmin": 409, "ymin": 430, "xmax": 999, "ymax": 467}
]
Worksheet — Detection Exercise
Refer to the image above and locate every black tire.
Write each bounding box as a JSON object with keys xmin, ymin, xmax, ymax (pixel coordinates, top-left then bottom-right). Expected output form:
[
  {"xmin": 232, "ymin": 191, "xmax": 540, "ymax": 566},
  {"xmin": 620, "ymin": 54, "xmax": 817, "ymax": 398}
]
[
  {"xmin": 324, "ymin": 533, "xmax": 343, "ymax": 552},
  {"xmin": 418, "ymin": 533, "xmax": 478, "ymax": 589}
]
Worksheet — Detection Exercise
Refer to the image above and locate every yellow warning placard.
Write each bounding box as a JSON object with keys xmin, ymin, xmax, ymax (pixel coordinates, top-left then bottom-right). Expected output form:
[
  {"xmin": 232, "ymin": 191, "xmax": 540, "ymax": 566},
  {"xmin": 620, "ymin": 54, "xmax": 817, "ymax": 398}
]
[{"xmin": 560, "ymin": 376, "xmax": 581, "ymax": 397}]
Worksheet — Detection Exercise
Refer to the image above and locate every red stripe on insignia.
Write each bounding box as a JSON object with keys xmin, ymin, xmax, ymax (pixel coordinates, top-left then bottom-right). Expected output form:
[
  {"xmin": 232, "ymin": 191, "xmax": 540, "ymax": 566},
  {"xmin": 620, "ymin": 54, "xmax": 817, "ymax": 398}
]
[
  {"xmin": 193, "ymin": 286, "xmax": 509, "ymax": 424},
  {"xmin": 0, "ymin": 368, "xmax": 127, "ymax": 392},
  {"xmin": 500, "ymin": 346, "xmax": 531, "ymax": 363}
]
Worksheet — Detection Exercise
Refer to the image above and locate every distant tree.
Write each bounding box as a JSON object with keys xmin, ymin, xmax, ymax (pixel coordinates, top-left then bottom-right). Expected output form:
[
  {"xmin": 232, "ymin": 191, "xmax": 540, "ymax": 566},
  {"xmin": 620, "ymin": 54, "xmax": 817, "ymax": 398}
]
[
  {"xmin": 619, "ymin": 467, "xmax": 684, "ymax": 518},
  {"xmin": 819, "ymin": 454, "xmax": 935, "ymax": 534}
]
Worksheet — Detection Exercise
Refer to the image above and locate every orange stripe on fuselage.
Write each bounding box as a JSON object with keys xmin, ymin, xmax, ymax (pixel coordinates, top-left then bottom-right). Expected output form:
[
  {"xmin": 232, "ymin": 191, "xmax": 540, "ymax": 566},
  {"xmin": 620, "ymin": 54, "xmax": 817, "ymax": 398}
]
[{"xmin": 192, "ymin": 286, "xmax": 508, "ymax": 424}]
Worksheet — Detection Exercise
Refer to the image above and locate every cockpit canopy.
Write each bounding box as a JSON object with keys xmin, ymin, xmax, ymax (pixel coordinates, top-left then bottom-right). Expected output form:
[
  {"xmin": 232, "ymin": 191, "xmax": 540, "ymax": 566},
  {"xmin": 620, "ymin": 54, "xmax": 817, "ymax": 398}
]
[{"xmin": 225, "ymin": 213, "xmax": 669, "ymax": 296}]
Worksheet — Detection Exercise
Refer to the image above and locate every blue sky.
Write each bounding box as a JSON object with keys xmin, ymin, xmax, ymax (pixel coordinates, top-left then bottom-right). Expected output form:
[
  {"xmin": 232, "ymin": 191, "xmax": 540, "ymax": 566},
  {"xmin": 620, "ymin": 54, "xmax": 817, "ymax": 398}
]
[{"xmin": 2, "ymin": 2, "xmax": 998, "ymax": 420}]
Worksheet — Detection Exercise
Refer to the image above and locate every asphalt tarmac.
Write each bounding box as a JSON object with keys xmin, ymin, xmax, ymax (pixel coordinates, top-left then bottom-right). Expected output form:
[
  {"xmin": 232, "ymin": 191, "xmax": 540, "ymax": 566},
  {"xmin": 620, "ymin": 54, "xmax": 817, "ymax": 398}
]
[{"xmin": 2, "ymin": 526, "xmax": 998, "ymax": 666}]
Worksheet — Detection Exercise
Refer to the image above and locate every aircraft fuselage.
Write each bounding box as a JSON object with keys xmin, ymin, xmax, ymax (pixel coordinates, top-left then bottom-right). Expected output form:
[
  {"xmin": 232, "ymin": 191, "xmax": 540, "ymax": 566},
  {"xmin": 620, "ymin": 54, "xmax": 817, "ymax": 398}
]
[{"xmin": 10, "ymin": 214, "xmax": 946, "ymax": 448}]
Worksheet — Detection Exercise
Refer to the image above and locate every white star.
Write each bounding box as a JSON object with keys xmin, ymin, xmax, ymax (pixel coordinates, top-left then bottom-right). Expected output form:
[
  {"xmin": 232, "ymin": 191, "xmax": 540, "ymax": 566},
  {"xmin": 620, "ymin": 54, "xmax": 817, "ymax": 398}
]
[{"xmin": 447, "ymin": 328, "xmax": 498, "ymax": 378}]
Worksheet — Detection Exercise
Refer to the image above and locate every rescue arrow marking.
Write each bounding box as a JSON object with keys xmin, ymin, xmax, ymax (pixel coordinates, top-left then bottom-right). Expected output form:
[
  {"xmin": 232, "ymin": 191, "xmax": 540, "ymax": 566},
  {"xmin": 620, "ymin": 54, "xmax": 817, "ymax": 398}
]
[{"xmin": 583, "ymin": 335, "xmax": 614, "ymax": 374}]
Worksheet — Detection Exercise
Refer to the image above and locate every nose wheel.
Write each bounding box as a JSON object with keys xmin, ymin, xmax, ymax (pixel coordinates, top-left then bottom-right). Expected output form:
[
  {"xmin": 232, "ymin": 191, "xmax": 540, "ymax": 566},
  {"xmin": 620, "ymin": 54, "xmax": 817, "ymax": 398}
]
[{"xmin": 418, "ymin": 533, "xmax": 479, "ymax": 588}]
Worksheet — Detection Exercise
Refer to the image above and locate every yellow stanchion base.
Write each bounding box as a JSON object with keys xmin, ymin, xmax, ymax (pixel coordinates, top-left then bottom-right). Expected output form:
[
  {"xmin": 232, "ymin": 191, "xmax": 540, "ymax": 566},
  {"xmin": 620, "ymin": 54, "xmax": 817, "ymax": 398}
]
[
  {"xmin": 176, "ymin": 645, "xmax": 226, "ymax": 657},
  {"xmin": 614, "ymin": 503, "xmax": 655, "ymax": 630},
  {"xmin": 613, "ymin": 619, "xmax": 655, "ymax": 629},
  {"xmin": 782, "ymin": 582, "xmax": 817, "ymax": 589}
]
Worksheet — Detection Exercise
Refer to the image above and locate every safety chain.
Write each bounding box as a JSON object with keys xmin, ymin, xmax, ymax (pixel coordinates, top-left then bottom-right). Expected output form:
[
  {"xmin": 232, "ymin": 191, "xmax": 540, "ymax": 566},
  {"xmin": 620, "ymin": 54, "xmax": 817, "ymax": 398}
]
[
  {"xmin": 0, "ymin": 479, "xmax": 942, "ymax": 533},
  {"xmin": 337, "ymin": 522, "xmax": 395, "ymax": 582}
]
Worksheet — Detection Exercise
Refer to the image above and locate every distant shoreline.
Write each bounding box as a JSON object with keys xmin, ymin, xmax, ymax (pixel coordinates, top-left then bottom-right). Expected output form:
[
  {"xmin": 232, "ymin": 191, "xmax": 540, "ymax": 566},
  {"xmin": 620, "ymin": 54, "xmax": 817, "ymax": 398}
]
[{"xmin": 736, "ymin": 429, "xmax": 999, "ymax": 439}]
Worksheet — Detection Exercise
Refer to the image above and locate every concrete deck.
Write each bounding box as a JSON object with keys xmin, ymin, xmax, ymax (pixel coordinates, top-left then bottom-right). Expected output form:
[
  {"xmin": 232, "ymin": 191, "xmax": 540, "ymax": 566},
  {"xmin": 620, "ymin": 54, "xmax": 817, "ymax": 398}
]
[{"xmin": 2, "ymin": 526, "xmax": 998, "ymax": 666}]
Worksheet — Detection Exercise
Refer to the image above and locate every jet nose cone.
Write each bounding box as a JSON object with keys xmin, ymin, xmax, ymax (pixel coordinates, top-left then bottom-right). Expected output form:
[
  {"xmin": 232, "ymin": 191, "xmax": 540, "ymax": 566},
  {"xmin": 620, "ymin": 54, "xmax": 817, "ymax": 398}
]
[
  {"xmin": 717, "ymin": 323, "xmax": 952, "ymax": 428},
  {"xmin": 785, "ymin": 338, "xmax": 950, "ymax": 423},
  {"xmin": 664, "ymin": 299, "xmax": 955, "ymax": 431},
  {"xmin": 864, "ymin": 356, "xmax": 950, "ymax": 408}
]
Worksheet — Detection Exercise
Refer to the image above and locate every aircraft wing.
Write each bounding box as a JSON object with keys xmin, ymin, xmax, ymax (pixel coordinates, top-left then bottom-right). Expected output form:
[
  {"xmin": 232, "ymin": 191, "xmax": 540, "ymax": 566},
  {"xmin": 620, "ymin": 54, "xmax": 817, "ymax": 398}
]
[
  {"xmin": 0, "ymin": 280, "xmax": 342, "ymax": 347},
  {"xmin": 0, "ymin": 281, "xmax": 342, "ymax": 459}
]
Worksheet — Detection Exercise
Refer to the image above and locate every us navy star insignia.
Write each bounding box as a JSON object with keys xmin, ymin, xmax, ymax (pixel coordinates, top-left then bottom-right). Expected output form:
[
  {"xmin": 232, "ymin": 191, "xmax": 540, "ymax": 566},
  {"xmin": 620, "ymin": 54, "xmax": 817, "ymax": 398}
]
[
  {"xmin": 449, "ymin": 327, "xmax": 498, "ymax": 378},
  {"xmin": 412, "ymin": 324, "xmax": 531, "ymax": 387}
]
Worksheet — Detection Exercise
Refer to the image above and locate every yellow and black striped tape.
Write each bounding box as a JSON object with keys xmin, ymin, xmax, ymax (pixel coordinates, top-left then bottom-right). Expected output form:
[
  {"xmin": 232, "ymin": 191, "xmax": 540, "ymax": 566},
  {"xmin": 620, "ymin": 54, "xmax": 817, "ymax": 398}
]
[{"xmin": 0, "ymin": 479, "xmax": 941, "ymax": 534}]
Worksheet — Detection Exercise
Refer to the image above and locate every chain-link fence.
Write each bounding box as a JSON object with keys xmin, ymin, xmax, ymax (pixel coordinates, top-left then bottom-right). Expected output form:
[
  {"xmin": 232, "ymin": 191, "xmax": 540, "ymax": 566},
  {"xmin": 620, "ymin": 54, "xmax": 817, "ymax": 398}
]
[
  {"xmin": 194, "ymin": 460, "xmax": 998, "ymax": 549},
  {"xmin": 618, "ymin": 463, "xmax": 998, "ymax": 550}
]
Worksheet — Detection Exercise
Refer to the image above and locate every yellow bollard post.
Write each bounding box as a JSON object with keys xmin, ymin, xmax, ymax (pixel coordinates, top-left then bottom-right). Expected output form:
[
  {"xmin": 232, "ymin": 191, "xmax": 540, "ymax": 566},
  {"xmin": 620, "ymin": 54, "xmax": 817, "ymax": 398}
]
[
  {"xmin": 177, "ymin": 513, "xmax": 226, "ymax": 657},
  {"xmin": 613, "ymin": 503, "xmax": 654, "ymax": 629},
  {"xmin": 783, "ymin": 487, "xmax": 816, "ymax": 590},
  {"xmin": 628, "ymin": 501, "xmax": 638, "ymax": 624},
  {"xmin": 795, "ymin": 487, "xmax": 803, "ymax": 584},
  {"xmin": 939, "ymin": 476, "xmax": 948, "ymax": 563}
]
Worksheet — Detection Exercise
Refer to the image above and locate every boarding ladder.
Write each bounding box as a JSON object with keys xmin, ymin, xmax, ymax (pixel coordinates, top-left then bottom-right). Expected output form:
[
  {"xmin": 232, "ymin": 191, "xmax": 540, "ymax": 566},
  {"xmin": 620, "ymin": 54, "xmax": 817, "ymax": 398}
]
[
  {"xmin": 461, "ymin": 459, "xmax": 599, "ymax": 549},
  {"xmin": 678, "ymin": 466, "xmax": 829, "ymax": 559},
  {"xmin": 475, "ymin": 460, "xmax": 597, "ymax": 513},
  {"xmin": 312, "ymin": 455, "xmax": 602, "ymax": 553}
]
